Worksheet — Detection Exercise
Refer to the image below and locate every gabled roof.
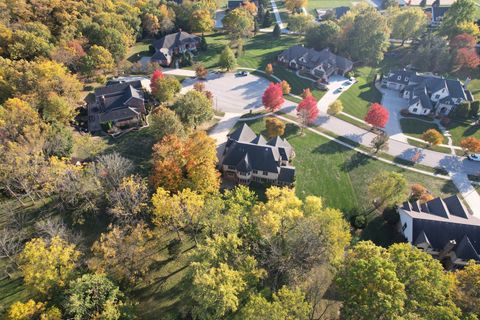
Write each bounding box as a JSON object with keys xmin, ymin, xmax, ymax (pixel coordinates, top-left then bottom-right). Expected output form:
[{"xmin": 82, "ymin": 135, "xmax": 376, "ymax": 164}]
[
  {"xmin": 153, "ymin": 31, "xmax": 200, "ymax": 50},
  {"xmin": 251, "ymin": 134, "xmax": 267, "ymax": 145},
  {"xmin": 455, "ymin": 235, "xmax": 480, "ymax": 261},
  {"xmin": 446, "ymin": 79, "xmax": 467, "ymax": 100},
  {"xmin": 228, "ymin": 123, "xmax": 257, "ymax": 143},
  {"xmin": 223, "ymin": 141, "xmax": 280, "ymax": 172},
  {"xmin": 278, "ymin": 46, "xmax": 352, "ymax": 72},
  {"xmin": 278, "ymin": 166, "xmax": 295, "ymax": 183},
  {"xmin": 413, "ymin": 230, "xmax": 431, "ymax": 247},
  {"xmin": 385, "ymin": 69, "xmax": 416, "ymax": 85}
]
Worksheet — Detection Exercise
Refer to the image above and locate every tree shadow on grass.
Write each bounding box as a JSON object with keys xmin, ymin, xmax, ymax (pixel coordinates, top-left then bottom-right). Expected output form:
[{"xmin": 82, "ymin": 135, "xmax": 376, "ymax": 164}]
[
  {"xmin": 340, "ymin": 153, "xmax": 371, "ymax": 172},
  {"xmin": 313, "ymin": 140, "xmax": 347, "ymax": 155},
  {"xmin": 284, "ymin": 123, "xmax": 300, "ymax": 138},
  {"xmin": 361, "ymin": 216, "xmax": 407, "ymax": 248}
]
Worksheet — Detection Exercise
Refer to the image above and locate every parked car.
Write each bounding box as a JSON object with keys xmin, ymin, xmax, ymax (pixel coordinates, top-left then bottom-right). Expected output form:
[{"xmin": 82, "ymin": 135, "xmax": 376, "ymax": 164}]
[
  {"xmin": 467, "ymin": 154, "xmax": 480, "ymax": 162},
  {"xmin": 349, "ymin": 76, "xmax": 356, "ymax": 82},
  {"xmin": 343, "ymin": 80, "xmax": 352, "ymax": 86},
  {"xmin": 235, "ymin": 71, "xmax": 249, "ymax": 77},
  {"xmin": 335, "ymin": 87, "xmax": 343, "ymax": 94}
]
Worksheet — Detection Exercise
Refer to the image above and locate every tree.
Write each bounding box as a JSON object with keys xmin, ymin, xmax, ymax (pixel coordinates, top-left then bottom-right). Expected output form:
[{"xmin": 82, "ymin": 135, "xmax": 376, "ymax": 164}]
[
  {"xmin": 88, "ymin": 224, "xmax": 153, "ymax": 285},
  {"xmin": 371, "ymin": 133, "xmax": 389, "ymax": 153},
  {"xmin": 43, "ymin": 123, "xmax": 73, "ymax": 157},
  {"xmin": 243, "ymin": 1, "xmax": 258, "ymax": 16},
  {"xmin": 200, "ymin": 34, "xmax": 208, "ymax": 50},
  {"xmin": 151, "ymin": 75, "xmax": 181, "ymax": 104},
  {"xmin": 454, "ymin": 260, "xmax": 480, "ymax": 316},
  {"xmin": 241, "ymin": 287, "xmax": 311, "ymax": 320},
  {"xmin": 455, "ymin": 47, "xmax": 480, "ymax": 71},
  {"xmin": 264, "ymin": 63, "xmax": 273, "ymax": 76},
  {"xmin": 65, "ymin": 273, "xmax": 124, "ymax": 320},
  {"xmin": 422, "ymin": 129, "xmax": 444, "ymax": 146},
  {"xmin": 285, "ymin": 0, "xmax": 307, "ymax": 12},
  {"xmin": 297, "ymin": 95, "xmax": 318, "ymax": 132},
  {"xmin": 218, "ymin": 45, "xmax": 237, "ymax": 71},
  {"xmin": 95, "ymin": 152, "xmax": 133, "ymax": 192},
  {"xmin": 288, "ymin": 13, "xmax": 315, "ymax": 33},
  {"xmin": 327, "ymin": 100, "xmax": 343, "ymax": 115},
  {"xmin": 470, "ymin": 100, "xmax": 479, "ymax": 117},
  {"xmin": 336, "ymin": 241, "xmax": 406, "ymax": 320},
  {"xmin": 191, "ymin": 9, "xmax": 215, "ymax": 33},
  {"xmin": 262, "ymin": 10, "xmax": 273, "ymax": 28},
  {"xmin": 19, "ymin": 236, "xmax": 80, "ymax": 294},
  {"xmin": 455, "ymin": 101, "xmax": 471, "ymax": 118},
  {"xmin": 411, "ymin": 33, "xmax": 452, "ymax": 73},
  {"xmin": 339, "ymin": 5, "xmax": 390, "ymax": 64},
  {"xmin": 195, "ymin": 63, "xmax": 208, "ymax": 79},
  {"xmin": 280, "ymin": 80, "xmax": 291, "ymax": 95},
  {"xmin": 364, "ymin": 103, "xmax": 389, "ymax": 128},
  {"xmin": 0, "ymin": 98, "xmax": 44, "ymax": 144},
  {"xmin": 82, "ymin": 45, "xmax": 115, "ymax": 75},
  {"xmin": 262, "ymin": 83, "xmax": 284, "ymax": 112},
  {"xmin": 368, "ymin": 171, "xmax": 408, "ymax": 207},
  {"xmin": 304, "ymin": 21, "xmax": 340, "ymax": 51},
  {"xmin": 8, "ymin": 29, "xmax": 52, "ymax": 60},
  {"xmin": 41, "ymin": 92, "xmax": 75, "ymax": 125},
  {"xmin": 272, "ymin": 23, "xmax": 281, "ymax": 38},
  {"xmin": 460, "ymin": 137, "xmax": 480, "ymax": 154},
  {"xmin": 151, "ymin": 132, "xmax": 220, "ymax": 194},
  {"xmin": 172, "ymin": 90, "xmax": 214, "ymax": 128},
  {"xmin": 439, "ymin": 0, "xmax": 477, "ymax": 38},
  {"xmin": 222, "ymin": 7, "xmax": 254, "ymax": 40},
  {"xmin": 302, "ymin": 88, "xmax": 312, "ymax": 98},
  {"xmin": 150, "ymin": 69, "xmax": 164, "ymax": 93},
  {"xmin": 265, "ymin": 117, "xmax": 285, "ymax": 138},
  {"xmin": 107, "ymin": 175, "xmax": 149, "ymax": 225},
  {"xmin": 387, "ymin": 7, "xmax": 428, "ymax": 45},
  {"xmin": 142, "ymin": 13, "xmax": 161, "ymax": 37},
  {"xmin": 7, "ymin": 300, "xmax": 45, "ymax": 320},
  {"xmin": 150, "ymin": 106, "xmax": 184, "ymax": 141},
  {"xmin": 382, "ymin": 0, "xmax": 398, "ymax": 9},
  {"xmin": 450, "ymin": 33, "xmax": 477, "ymax": 49}
]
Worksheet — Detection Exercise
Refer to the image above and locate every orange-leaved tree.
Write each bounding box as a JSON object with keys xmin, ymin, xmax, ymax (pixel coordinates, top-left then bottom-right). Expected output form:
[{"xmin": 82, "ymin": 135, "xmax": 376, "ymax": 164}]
[{"xmin": 460, "ymin": 137, "xmax": 480, "ymax": 154}]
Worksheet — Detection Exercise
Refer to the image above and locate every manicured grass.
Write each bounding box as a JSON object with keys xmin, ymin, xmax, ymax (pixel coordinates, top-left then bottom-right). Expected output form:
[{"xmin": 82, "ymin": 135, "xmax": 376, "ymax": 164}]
[
  {"xmin": 339, "ymin": 66, "xmax": 382, "ymax": 119},
  {"xmin": 399, "ymin": 118, "xmax": 445, "ymax": 143},
  {"xmin": 127, "ymin": 40, "xmax": 152, "ymax": 62},
  {"xmin": 273, "ymin": 65, "xmax": 326, "ymax": 99},
  {"xmin": 407, "ymin": 138, "xmax": 453, "ymax": 154},
  {"xmin": 448, "ymin": 121, "xmax": 480, "ymax": 146},
  {"xmin": 306, "ymin": 0, "xmax": 363, "ymax": 14}
]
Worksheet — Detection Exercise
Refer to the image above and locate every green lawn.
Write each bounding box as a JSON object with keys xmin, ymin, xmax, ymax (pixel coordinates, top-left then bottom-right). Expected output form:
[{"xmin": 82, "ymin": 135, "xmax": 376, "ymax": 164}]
[
  {"xmin": 340, "ymin": 66, "xmax": 382, "ymax": 119},
  {"xmin": 448, "ymin": 121, "xmax": 480, "ymax": 146},
  {"xmin": 127, "ymin": 40, "xmax": 152, "ymax": 62},
  {"xmin": 399, "ymin": 118, "xmax": 445, "ymax": 143},
  {"xmin": 306, "ymin": 0, "xmax": 363, "ymax": 14}
]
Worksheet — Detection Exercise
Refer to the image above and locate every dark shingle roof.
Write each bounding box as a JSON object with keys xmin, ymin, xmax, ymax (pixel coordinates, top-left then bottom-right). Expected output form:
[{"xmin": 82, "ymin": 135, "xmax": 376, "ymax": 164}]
[
  {"xmin": 455, "ymin": 235, "xmax": 480, "ymax": 261},
  {"xmin": 446, "ymin": 79, "xmax": 467, "ymax": 100},
  {"xmin": 229, "ymin": 123, "xmax": 257, "ymax": 143},
  {"xmin": 223, "ymin": 141, "xmax": 280, "ymax": 172},
  {"xmin": 153, "ymin": 31, "xmax": 200, "ymax": 50},
  {"xmin": 278, "ymin": 46, "xmax": 352, "ymax": 72},
  {"xmin": 334, "ymin": 6, "xmax": 350, "ymax": 19},
  {"xmin": 413, "ymin": 230, "xmax": 431, "ymax": 246},
  {"xmin": 432, "ymin": 6, "xmax": 449, "ymax": 21},
  {"xmin": 278, "ymin": 166, "xmax": 295, "ymax": 183}
]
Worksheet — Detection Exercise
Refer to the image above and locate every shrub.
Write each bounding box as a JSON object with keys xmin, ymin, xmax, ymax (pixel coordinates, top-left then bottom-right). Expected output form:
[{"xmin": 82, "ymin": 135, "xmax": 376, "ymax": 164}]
[
  {"xmin": 383, "ymin": 207, "xmax": 400, "ymax": 225},
  {"xmin": 352, "ymin": 215, "xmax": 367, "ymax": 229}
]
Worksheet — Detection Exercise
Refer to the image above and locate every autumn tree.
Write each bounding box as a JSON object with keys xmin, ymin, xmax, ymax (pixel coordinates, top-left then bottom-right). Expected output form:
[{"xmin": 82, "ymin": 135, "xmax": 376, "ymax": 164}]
[
  {"xmin": 455, "ymin": 47, "xmax": 480, "ymax": 71},
  {"xmin": 88, "ymin": 224, "xmax": 153, "ymax": 285},
  {"xmin": 364, "ymin": 103, "xmax": 389, "ymax": 129},
  {"xmin": 81, "ymin": 45, "xmax": 115, "ymax": 76},
  {"xmin": 150, "ymin": 106, "xmax": 184, "ymax": 141},
  {"xmin": 151, "ymin": 132, "xmax": 220, "ymax": 194},
  {"xmin": 172, "ymin": 90, "xmax": 214, "ymax": 129},
  {"xmin": 150, "ymin": 69, "xmax": 164, "ymax": 92},
  {"xmin": 195, "ymin": 63, "xmax": 208, "ymax": 79},
  {"xmin": 241, "ymin": 287, "xmax": 311, "ymax": 320},
  {"xmin": 387, "ymin": 7, "xmax": 428, "ymax": 45},
  {"xmin": 151, "ymin": 75, "xmax": 181, "ymax": 104},
  {"xmin": 297, "ymin": 95, "xmax": 318, "ymax": 132},
  {"xmin": 262, "ymin": 83, "xmax": 284, "ymax": 112},
  {"xmin": 302, "ymin": 88, "xmax": 312, "ymax": 98},
  {"xmin": 107, "ymin": 175, "xmax": 149, "ymax": 225},
  {"xmin": 280, "ymin": 80, "xmax": 291, "ymax": 95},
  {"xmin": 41, "ymin": 92, "xmax": 76, "ymax": 125},
  {"xmin": 218, "ymin": 45, "xmax": 237, "ymax": 71},
  {"xmin": 288, "ymin": 13, "xmax": 315, "ymax": 33},
  {"xmin": 327, "ymin": 100, "xmax": 343, "ymax": 115},
  {"xmin": 191, "ymin": 9, "xmax": 215, "ymax": 33},
  {"xmin": 422, "ymin": 129, "xmax": 444, "ymax": 147},
  {"xmin": 19, "ymin": 236, "xmax": 80, "ymax": 294},
  {"xmin": 460, "ymin": 137, "xmax": 480, "ymax": 154},
  {"xmin": 222, "ymin": 7, "xmax": 254, "ymax": 40},
  {"xmin": 371, "ymin": 133, "xmax": 389, "ymax": 153},
  {"xmin": 7, "ymin": 300, "xmax": 45, "ymax": 320},
  {"xmin": 454, "ymin": 260, "xmax": 480, "ymax": 316},
  {"xmin": 450, "ymin": 33, "xmax": 477, "ymax": 49},
  {"xmin": 265, "ymin": 117, "xmax": 285, "ymax": 138},
  {"xmin": 439, "ymin": 0, "xmax": 477, "ymax": 38},
  {"xmin": 368, "ymin": 171, "xmax": 408, "ymax": 208},
  {"xmin": 336, "ymin": 241, "xmax": 406, "ymax": 320},
  {"xmin": 285, "ymin": 0, "xmax": 307, "ymax": 12},
  {"xmin": 264, "ymin": 63, "xmax": 273, "ymax": 76},
  {"xmin": 65, "ymin": 273, "xmax": 124, "ymax": 320}
]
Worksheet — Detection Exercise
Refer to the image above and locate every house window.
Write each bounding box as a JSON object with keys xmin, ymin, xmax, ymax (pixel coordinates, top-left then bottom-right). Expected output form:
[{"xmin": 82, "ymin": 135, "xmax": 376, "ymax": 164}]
[
  {"xmin": 402, "ymin": 223, "xmax": 407, "ymax": 231},
  {"xmin": 228, "ymin": 165, "xmax": 235, "ymax": 170},
  {"xmin": 397, "ymin": 76, "xmax": 401, "ymax": 80},
  {"xmin": 434, "ymin": 94, "xmax": 440, "ymax": 99},
  {"xmin": 253, "ymin": 170, "xmax": 258, "ymax": 174},
  {"xmin": 263, "ymin": 171, "xmax": 268, "ymax": 176},
  {"xmin": 412, "ymin": 108, "xmax": 418, "ymax": 113},
  {"xmin": 405, "ymin": 77, "xmax": 409, "ymax": 81}
]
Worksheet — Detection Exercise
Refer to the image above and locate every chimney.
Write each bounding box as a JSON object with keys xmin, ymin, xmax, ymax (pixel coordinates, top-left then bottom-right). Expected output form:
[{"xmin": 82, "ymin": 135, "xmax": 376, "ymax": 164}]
[
  {"xmin": 438, "ymin": 239, "xmax": 456, "ymax": 260},
  {"xmin": 100, "ymin": 95, "xmax": 106, "ymax": 110}
]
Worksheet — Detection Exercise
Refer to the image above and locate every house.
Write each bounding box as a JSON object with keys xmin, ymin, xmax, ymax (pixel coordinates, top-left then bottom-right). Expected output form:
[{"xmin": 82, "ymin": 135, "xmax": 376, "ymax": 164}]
[
  {"xmin": 398, "ymin": 195, "xmax": 480, "ymax": 268},
  {"xmin": 151, "ymin": 31, "xmax": 200, "ymax": 67},
  {"xmin": 221, "ymin": 124, "xmax": 295, "ymax": 186},
  {"xmin": 87, "ymin": 80, "xmax": 148, "ymax": 133},
  {"xmin": 227, "ymin": 0, "xmax": 259, "ymax": 10},
  {"xmin": 315, "ymin": 6, "xmax": 350, "ymax": 21},
  {"xmin": 278, "ymin": 45, "xmax": 353, "ymax": 81},
  {"xmin": 430, "ymin": 6, "xmax": 450, "ymax": 27},
  {"xmin": 381, "ymin": 69, "xmax": 473, "ymax": 116}
]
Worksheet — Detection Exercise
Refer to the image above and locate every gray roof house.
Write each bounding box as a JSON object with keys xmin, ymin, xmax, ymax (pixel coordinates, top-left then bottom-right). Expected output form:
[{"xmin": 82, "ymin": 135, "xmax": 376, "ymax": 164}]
[
  {"xmin": 315, "ymin": 6, "xmax": 350, "ymax": 20},
  {"xmin": 278, "ymin": 45, "xmax": 353, "ymax": 80},
  {"xmin": 398, "ymin": 195, "xmax": 480, "ymax": 268},
  {"xmin": 221, "ymin": 124, "xmax": 295, "ymax": 186},
  {"xmin": 88, "ymin": 80, "xmax": 147, "ymax": 133},
  {"xmin": 151, "ymin": 31, "xmax": 200, "ymax": 67},
  {"xmin": 382, "ymin": 69, "xmax": 472, "ymax": 116}
]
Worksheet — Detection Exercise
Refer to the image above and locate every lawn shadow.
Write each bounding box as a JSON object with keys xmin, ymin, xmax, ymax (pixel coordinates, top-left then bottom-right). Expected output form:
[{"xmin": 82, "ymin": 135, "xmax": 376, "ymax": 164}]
[
  {"xmin": 340, "ymin": 153, "xmax": 371, "ymax": 172},
  {"xmin": 284, "ymin": 123, "xmax": 300, "ymax": 139},
  {"xmin": 361, "ymin": 216, "xmax": 407, "ymax": 248},
  {"xmin": 313, "ymin": 140, "xmax": 347, "ymax": 155}
]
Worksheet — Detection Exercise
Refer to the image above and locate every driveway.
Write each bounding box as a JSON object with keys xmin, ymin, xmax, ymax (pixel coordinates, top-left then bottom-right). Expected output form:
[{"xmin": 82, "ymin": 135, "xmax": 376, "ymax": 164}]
[
  {"xmin": 379, "ymin": 87, "xmax": 409, "ymax": 142},
  {"xmin": 317, "ymin": 75, "xmax": 353, "ymax": 112}
]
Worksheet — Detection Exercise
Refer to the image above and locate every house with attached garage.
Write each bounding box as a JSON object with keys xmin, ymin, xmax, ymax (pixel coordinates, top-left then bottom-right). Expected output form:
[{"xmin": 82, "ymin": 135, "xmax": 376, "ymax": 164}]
[
  {"xmin": 381, "ymin": 69, "xmax": 473, "ymax": 116},
  {"xmin": 151, "ymin": 30, "xmax": 200, "ymax": 67},
  {"xmin": 398, "ymin": 195, "xmax": 480, "ymax": 269},
  {"xmin": 277, "ymin": 45, "xmax": 353, "ymax": 81},
  {"xmin": 87, "ymin": 80, "xmax": 149, "ymax": 133},
  {"xmin": 221, "ymin": 124, "xmax": 295, "ymax": 186}
]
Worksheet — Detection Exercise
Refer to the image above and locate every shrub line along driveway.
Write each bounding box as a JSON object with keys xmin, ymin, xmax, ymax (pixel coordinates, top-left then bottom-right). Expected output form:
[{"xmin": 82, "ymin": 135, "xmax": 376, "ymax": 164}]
[{"xmin": 176, "ymin": 70, "xmax": 480, "ymax": 217}]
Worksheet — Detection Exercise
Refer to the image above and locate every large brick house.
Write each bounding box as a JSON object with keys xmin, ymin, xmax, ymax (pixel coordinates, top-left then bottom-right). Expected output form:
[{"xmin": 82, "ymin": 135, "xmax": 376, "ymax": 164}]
[
  {"xmin": 151, "ymin": 31, "xmax": 201, "ymax": 66},
  {"xmin": 382, "ymin": 69, "xmax": 473, "ymax": 116},
  {"xmin": 221, "ymin": 124, "xmax": 295, "ymax": 186},
  {"xmin": 278, "ymin": 45, "xmax": 353, "ymax": 81},
  {"xmin": 398, "ymin": 195, "xmax": 480, "ymax": 269}
]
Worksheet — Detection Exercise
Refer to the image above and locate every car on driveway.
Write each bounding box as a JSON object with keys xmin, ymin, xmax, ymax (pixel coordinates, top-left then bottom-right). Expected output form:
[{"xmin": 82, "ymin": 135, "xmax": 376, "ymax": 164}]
[
  {"xmin": 334, "ymin": 87, "xmax": 343, "ymax": 94},
  {"xmin": 343, "ymin": 80, "xmax": 352, "ymax": 86},
  {"xmin": 467, "ymin": 154, "xmax": 480, "ymax": 162},
  {"xmin": 235, "ymin": 71, "xmax": 249, "ymax": 77}
]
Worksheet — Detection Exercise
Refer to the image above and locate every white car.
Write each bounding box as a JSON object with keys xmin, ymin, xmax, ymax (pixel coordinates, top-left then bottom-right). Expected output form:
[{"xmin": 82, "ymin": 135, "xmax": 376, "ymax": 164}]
[{"xmin": 467, "ymin": 154, "xmax": 480, "ymax": 161}]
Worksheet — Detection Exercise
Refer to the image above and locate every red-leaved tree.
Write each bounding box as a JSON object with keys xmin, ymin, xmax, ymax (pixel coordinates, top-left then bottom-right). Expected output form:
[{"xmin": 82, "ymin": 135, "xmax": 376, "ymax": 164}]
[
  {"xmin": 364, "ymin": 103, "xmax": 389, "ymax": 129},
  {"xmin": 262, "ymin": 83, "xmax": 284, "ymax": 112},
  {"xmin": 297, "ymin": 95, "xmax": 318, "ymax": 133},
  {"xmin": 450, "ymin": 33, "xmax": 476, "ymax": 50},
  {"xmin": 455, "ymin": 48, "xmax": 480, "ymax": 71},
  {"xmin": 150, "ymin": 69, "xmax": 164, "ymax": 93}
]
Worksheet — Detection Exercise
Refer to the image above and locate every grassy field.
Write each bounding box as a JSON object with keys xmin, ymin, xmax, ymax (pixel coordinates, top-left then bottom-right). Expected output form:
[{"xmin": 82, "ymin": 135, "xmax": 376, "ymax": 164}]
[
  {"xmin": 399, "ymin": 118, "xmax": 445, "ymax": 143},
  {"xmin": 448, "ymin": 121, "xmax": 480, "ymax": 146},
  {"xmin": 305, "ymin": 0, "xmax": 364, "ymax": 14},
  {"xmin": 126, "ymin": 40, "xmax": 151, "ymax": 62},
  {"xmin": 339, "ymin": 66, "xmax": 382, "ymax": 119}
]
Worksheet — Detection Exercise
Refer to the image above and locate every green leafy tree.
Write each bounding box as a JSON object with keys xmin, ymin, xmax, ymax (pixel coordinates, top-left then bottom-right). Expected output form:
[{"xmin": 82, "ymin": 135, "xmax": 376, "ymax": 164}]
[
  {"xmin": 218, "ymin": 45, "xmax": 237, "ymax": 71},
  {"xmin": 368, "ymin": 171, "xmax": 408, "ymax": 208},
  {"xmin": 41, "ymin": 92, "xmax": 75, "ymax": 125},
  {"xmin": 305, "ymin": 21, "xmax": 340, "ymax": 51},
  {"xmin": 411, "ymin": 33, "xmax": 453, "ymax": 73},
  {"xmin": 43, "ymin": 123, "xmax": 73, "ymax": 157},
  {"xmin": 81, "ymin": 45, "xmax": 115, "ymax": 75},
  {"xmin": 439, "ymin": 0, "xmax": 477, "ymax": 38},
  {"xmin": 336, "ymin": 241, "xmax": 406, "ymax": 320},
  {"xmin": 454, "ymin": 260, "xmax": 480, "ymax": 316},
  {"xmin": 222, "ymin": 7, "xmax": 254, "ymax": 40},
  {"xmin": 288, "ymin": 13, "xmax": 315, "ymax": 33},
  {"xmin": 151, "ymin": 75, "xmax": 181, "ymax": 104},
  {"xmin": 9, "ymin": 29, "xmax": 52, "ymax": 60},
  {"xmin": 65, "ymin": 273, "xmax": 124, "ymax": 320},
  {"xmin": 387, "ymin": 7, "xmax": 428, "ymax": 45},
  {"xmin": 172, "ymin": 90, "xmax": 214, "ymax": 129},
  {"xmin": 262, "ymin": 10, "xmax": 273, "ymax": 27},
  {"xmin": 150, "ymin": 106, "xmax": 184, "ymax": 141}
]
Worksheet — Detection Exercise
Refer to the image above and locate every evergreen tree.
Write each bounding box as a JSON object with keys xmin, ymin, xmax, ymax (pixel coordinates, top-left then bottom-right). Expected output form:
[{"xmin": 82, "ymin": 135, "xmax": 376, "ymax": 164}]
[
  {"xmin": 273, "ymin": 23, "xmax": 281, "ymax": 38},
  {"xmin": 218, "ymin": 46, "xmax": 237, "ymax": 71},
  {"xmin": 263, "ymin": 10, "xmax": 273, "ymax": 28},
  {"xmin": 200, "ymin": 34, "xmax": 208, "ymax": 51}
]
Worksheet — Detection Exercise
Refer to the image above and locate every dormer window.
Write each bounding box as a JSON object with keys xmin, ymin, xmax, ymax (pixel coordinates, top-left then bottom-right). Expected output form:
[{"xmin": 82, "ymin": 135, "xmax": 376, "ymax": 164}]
[
  {"xmin": 405, "ymin": 77, "xmax": 409, "ymax": 81},
  {"xmin": 397, "ymin": 76, "xmax": 401, "ymax": 80}
]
